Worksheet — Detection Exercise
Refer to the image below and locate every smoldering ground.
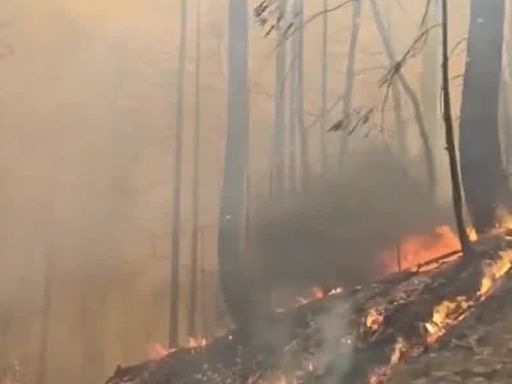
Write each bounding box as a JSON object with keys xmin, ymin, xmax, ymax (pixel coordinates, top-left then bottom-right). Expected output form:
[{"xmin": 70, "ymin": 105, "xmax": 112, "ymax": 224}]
[{"xmin": 250, "ymin": 145, "xmax": 452, "ymax": 307}]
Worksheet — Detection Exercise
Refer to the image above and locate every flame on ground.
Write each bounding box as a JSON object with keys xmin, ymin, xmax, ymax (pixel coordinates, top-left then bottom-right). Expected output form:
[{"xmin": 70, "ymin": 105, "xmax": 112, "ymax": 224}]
[
  {"xmin": 382, "ymin": 226, "xmax": 462, "ymax": 273},
  {"xmin": 425, "ymin": 250, "xmax": 512, "ymax": 344},
  {"xmin": 147, "ymin": 337, "xmax": 208, "ymax": 360},
  {"xmin": 147, "ymin": 343, "xmax": 175, "ymax": 360},
  {"xmin": 275, "ymin": 286, "xmax": 343, "ymax": 313}
]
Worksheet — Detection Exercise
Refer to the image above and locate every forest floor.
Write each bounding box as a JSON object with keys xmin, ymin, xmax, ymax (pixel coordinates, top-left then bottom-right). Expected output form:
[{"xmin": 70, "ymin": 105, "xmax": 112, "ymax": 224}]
[{"xmin": 389, "ymin": 279, "xmax": 512, "ymax": 384}]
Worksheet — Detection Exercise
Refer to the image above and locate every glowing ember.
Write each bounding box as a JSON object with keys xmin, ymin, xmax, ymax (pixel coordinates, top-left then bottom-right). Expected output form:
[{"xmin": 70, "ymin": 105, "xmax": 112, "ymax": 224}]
[{"xmin": 364, "ymin": 308, "xmax": 385, "ymax": 332}]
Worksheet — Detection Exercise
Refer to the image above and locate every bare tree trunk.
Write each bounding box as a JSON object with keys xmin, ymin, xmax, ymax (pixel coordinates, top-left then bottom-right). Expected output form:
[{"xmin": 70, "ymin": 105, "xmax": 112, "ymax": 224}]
[
  {"xmin": 501, "ymin": 48, "xmax": 512, "ymax": 178},
  {"xmin": 170, "ymin": 0, "xmax": 187, "ymax": 346},
  {"xmin": 288, "ymin": 30, "xmax": 297, "ymax": 193},
  {"xmin": 188, "ymin": 0, "xmax": 201, "ymax": 338},
  {"xmin": 370, "ymin": 0, "xmax": 436, "ymax": 190},
  {"xmin": 295, "ymin": 0, "xmax": 310, "ymax": 188},
  {"xmin": 422, "ymin": 0, "xmax": 442, "ymax": 190},
  {"xmin": 383, "ymin": 2, "xmax": 407, "ymax": 157},
  {"xmin": 382, "ymin": 3, "xmax": 407, "ymax": 156},
  {"xmin": 319, "ymin": 0, "xmax": 329, "ymax": 172},
  {"xmin": 501, "ymin": 14, "xmax": 512, "ymax": 178},
  {"xmin": 459, "ymin": 0, "xmax": 511, "ymax": 233},
  {"xmin": 440, "ymin": 0, "xmax": 472, "ymax": 256},
  {"xmin": 36, "ymin": 250, "xmax": 52, "ymax": 384},
  {"xmin": 339, "ymin": 0, "xmax": 362, "ymax": 164},
  {"xmin": 218, "ymin": 0, "xmax": 253, "ymax": 328},
  {"xmin": 271, "ymin": 0, "xmax": 287, "ymax": 197}
]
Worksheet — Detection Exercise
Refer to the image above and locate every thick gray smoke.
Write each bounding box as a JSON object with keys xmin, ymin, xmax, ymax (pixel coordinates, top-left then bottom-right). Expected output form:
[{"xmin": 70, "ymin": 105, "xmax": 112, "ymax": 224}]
[{"xmin": 251, "ymin": 147, "xmax": 452, "ymax": 304}]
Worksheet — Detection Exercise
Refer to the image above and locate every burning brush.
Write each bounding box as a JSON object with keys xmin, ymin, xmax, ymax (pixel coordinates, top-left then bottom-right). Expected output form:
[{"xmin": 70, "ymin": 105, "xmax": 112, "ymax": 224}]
[{"xmin": 106, "ymin": 223, "xmax": 512, "ymax": 384}]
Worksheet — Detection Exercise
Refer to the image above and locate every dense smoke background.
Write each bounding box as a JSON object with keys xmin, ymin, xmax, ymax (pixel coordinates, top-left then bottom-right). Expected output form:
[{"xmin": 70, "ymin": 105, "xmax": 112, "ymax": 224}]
[{"xmin": 0, "ymin": 0, "xmax": 471, "ymax": 383}]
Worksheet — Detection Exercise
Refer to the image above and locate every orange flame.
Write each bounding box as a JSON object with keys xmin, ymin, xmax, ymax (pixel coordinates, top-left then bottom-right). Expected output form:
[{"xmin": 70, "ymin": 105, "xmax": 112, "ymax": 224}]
[
  {"xmin": 147, "ymin": 343, "xmax": 175, "ymax": 360},
  {"xmin": 382, "ymin": 226, "xmax": 463, "ymax": 273}
]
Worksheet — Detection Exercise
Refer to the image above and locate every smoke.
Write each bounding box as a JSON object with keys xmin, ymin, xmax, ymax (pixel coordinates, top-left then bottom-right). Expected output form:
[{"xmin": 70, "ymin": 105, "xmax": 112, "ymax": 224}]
[
  {"xmin": 255, "ymin": 299, "xmax": 355, "ymax": 384},
  {"xmin": 251, "ymin": 146, "xmax": 452, "ymax": 305},
  {"xmin": 311, "ymin": 300, "xmax": 354, "ymax": 383}
]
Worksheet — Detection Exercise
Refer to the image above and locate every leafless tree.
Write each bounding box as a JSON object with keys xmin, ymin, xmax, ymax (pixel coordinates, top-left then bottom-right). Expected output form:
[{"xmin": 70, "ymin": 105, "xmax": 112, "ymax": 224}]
[{"xmin": 170, "ymin": 0, "xmax": 187, "ymax": 346}]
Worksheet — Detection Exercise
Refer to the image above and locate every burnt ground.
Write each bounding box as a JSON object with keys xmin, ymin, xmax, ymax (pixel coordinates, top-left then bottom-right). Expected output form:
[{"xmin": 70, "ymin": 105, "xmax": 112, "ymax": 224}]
[{"xmin": 389, "ymin": 279, "xmax": 512, "ymax": 384}]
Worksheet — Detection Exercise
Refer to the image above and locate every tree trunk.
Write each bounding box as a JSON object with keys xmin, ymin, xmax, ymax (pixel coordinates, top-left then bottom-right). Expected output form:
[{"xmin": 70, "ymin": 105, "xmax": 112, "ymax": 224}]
[
  {"xmin": 218, "ymin": 0, "xmax": 253, "ymax": 328},
  {"xmin": 271, "ymin": 0, "xmax": 288, "ymax": 198},
  {"xmin": 500, "ymin": 12, "xmax": 512, "ymax": 180},
  {"xmin": 188, "ymin": 0, "xmax": 201, "ymax": 338},
  {"xmin": 295, "ymin": 0, "xmax": 310, "ymax": 189},
  {"xmin": 422, "ymin": 0, "xmax": 443, "ymax": 197},
  {"xmin": 440, "ymin": 0, "xmax": 473, "ymax": 256},
  {"xmin": 319, "ymin": 0, "xmax": 329, "ymax": 172},
  {"xmin": 459, "ymin": 0, "xmax": 511, "ymax": 233},
  {"xmin": 339, "ymin": 0, "xmax": 362, "ymax": 164},
  {"xmin": 383, "ymin": 2, "xmax": 407, "ymax": 157},
  {"xmin": 170, "ymin": 0, "xmax": 187, "ymax": 346},
  {"xmin": 288, "ymin": 29, "xmax": 297, "ymax": 194},
  {"xmin": 370, "ymin": 0, "xmax": 436, "ymax": 190},
  {"xmin": 500, "ymin": 43, "xmax": 512, "ymax": 182},
  {"xmin": 36, "ymin": 250, "xmax": 53, "ymax": 384}
]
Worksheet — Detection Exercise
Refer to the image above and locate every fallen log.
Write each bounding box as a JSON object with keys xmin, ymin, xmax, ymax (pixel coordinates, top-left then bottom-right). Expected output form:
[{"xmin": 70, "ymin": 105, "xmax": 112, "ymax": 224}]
[{"xmin": 105, "ymin": 240, "xmax": 512, "ymax": 384}]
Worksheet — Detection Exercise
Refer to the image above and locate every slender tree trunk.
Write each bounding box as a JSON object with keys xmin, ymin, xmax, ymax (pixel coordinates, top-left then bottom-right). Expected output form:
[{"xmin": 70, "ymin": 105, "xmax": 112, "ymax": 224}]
[
  {"xmin": 36, "ymin": 250, "xmax": 52, "ymax": 384},
  {"xmin": 501, "ymin": 17, "xmax": 512, "ymax": 178},
  {"xmin": 295, "ymin": 0, "xmax": 310, "ymax": 188},
  {"xmin": 383, "ymin": 3, "xmax": 407, "ymax": 158},
  {"xmin": 422, "ymin": 0, "xmax": 443, "ymax": 194},
  {"xmin": 170, "ymin": 0, "xmax": 187, "ymax": 346},
  {"xmin": 218, "ymin": 0, "xmax": 253, "ymax": 328},
  {"xmin": 459, "ymin": 0, "xmax": 511, "ymax": 233},
  {"xmin": 370, "ymin": 0, "xmax": 436, "ymax": 190},
  {"xmin": 271, "ymin": 0, "xmax": 287, "ymax": 197},
  {"xmin": 319, "ymin": 0, "xmax": 329, "ymax": 172},
  {"xmin": 288, "ymin": 30, "xmax": 297, "ymax": 193},
  {"xmin": 188, "ymin": 0, "xmax": 201, "ymax": 338},
  {"xmin": 501, "ymin": 48, "xmax": 512, "ymax": 177},
  {"xmin": 440, "ymin": 0, "xmax": 472, "ymax": 256},
  {"xmin": 339, "ymin": 0, "xmax": 362, "ymax": 164}
]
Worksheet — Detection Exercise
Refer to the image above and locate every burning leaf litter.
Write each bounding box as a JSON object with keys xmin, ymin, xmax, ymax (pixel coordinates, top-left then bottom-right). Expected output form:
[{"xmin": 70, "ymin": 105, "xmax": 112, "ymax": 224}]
[{"xmin": 108, "ymin": 224, "xmax": 512, "ymax": 384}]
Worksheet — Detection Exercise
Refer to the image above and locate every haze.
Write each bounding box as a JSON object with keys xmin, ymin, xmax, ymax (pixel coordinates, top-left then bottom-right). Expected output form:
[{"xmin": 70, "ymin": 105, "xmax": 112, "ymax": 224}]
[{"xmin": 0, "ymin": 1, "xmax": 473, "ymax": 383}]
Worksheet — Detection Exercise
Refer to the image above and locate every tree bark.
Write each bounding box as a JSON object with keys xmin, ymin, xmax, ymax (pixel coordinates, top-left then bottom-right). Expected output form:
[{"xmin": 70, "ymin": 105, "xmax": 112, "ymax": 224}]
[
  {"xmin": 218, "ymin": 0, "xmax": 253, "ymax": 328},
  {"xmin": 169, "ymin": 0, "xmax": 187, "ymax": 347},
  {"xmin": 459, "ymin": 0, "xmax": 511, "ymax": 233}
]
